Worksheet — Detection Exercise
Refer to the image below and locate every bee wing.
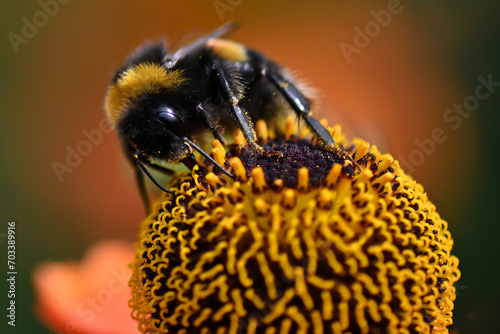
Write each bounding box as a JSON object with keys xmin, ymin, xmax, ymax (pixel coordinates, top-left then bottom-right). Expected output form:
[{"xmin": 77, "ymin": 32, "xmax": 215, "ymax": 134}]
[{"xmin": 165, "ymin": 21, "xmax": 240, "ymax": 68}]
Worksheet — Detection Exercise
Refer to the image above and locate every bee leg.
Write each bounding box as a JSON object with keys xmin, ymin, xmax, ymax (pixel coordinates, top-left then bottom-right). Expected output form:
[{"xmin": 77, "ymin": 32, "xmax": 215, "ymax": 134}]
[
  {"xmin": 132, "ymin": 161, "xmax": 151, "ymax": 214},
  {"xmin": 127, "ymin": 148, "xmax": 176, "ymax": 213},
  {"xmin": 184, "ymin": 137, "xmax": 234, "ymax": 178},
  {"xmin": 133, "ymin": 154, "xmax": 175, "ymax": 195},
  {"xmin": 265, "ymin": 71, "xmax": 336, "ymax": 146},
  {"xmin": 303, "ymin": 114, "xmax": 336, "ymax": 146},
  {"xmin": 212, "ymin": 65, "xmax": 263, "ymax": 152},
  {"xmin": 146, "ymin": 162, "xmax": 176, "ymax": 175},
  {"xmin": 196, "ymin": 104, "xmax": 227, "ymax": 146},
  {"xmin": 123, "ymin": 145, "xmax": 152, "ymax": 213},
  {"xmin": 181, "ymin": 153, "xmax": 198, "ymax": 170}
]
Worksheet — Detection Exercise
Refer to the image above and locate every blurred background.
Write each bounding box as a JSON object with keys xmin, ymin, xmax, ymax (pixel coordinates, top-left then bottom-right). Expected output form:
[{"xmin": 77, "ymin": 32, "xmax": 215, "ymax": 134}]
[{"xmin": 0, "ymin": 1, "xmax": 498, "ymax": 333}]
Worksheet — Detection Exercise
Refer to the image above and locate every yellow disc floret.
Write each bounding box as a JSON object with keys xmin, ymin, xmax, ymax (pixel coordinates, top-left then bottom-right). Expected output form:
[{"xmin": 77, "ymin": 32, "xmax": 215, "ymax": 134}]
[{"xmin": 129, "ymin": 121, "xmax": 460, "ymax": 334}]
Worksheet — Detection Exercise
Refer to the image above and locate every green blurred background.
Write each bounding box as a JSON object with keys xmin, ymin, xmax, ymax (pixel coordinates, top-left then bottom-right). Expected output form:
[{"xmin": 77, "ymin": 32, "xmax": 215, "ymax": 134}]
[{"xmin": 0, "ymin": 1, "xmax": 498, "ymax": 333}]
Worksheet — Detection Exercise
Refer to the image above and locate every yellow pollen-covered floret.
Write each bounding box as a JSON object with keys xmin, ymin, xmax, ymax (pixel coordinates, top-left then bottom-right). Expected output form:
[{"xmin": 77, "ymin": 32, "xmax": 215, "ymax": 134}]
[{"xmin": 129, "ymin": 120, "xmax": 460, "ymax": 334}]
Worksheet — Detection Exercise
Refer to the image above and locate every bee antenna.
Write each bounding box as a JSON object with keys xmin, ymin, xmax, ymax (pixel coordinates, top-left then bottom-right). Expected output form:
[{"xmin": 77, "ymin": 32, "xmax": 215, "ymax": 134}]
[{"xmin": 184, "ymin": 138, "xmax": 234, "ymax": 178}]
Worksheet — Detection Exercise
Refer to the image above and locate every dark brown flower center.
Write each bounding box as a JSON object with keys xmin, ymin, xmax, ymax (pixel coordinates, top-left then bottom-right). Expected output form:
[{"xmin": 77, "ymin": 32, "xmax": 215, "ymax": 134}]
[{"xmin": 227, "ymin": 137, "xmax": 357, "ymax": 188}]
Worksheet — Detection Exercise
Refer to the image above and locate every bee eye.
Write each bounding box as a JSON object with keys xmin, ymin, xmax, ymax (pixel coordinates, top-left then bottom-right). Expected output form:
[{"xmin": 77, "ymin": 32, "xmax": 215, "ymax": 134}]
[{"xmin": 157, "ymin": 106, "xmax": 185, "ymax": 136}]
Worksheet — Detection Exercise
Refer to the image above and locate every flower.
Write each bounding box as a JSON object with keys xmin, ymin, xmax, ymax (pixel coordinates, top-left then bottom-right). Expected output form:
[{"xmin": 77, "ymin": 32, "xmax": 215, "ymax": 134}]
[
  {"xmin": 129, "ymin": 119, "xmax": 460, "ymax": 334},
  {"xmin": 34, "ymin": 240, "xmax": 139, "ymax": 334}
]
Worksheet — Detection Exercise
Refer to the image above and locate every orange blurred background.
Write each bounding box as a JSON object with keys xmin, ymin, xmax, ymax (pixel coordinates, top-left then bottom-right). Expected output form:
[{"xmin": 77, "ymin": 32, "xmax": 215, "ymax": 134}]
[{"xmin": 0, "ymin": 1, "xmax": 498, "ymax": 333}]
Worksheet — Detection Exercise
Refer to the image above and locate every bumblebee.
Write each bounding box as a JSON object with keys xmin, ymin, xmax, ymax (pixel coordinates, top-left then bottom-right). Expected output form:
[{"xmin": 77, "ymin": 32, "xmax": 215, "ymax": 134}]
[{"xmin": 105, "ymin": 23, "xmax": 335, "ymax": 210}]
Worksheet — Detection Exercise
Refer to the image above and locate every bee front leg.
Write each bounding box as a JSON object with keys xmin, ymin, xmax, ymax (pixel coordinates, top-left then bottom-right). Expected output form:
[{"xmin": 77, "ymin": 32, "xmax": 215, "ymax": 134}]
[
  {"xmin": 125, "ymin": 143, "xmax": 176, "ymax": 213},
  {"xmin": 131, "ymin": 152, "xmax": 175, "ymax": 193},
  {"xmin": 265, "ymin": 71, "xmax": 336, "ymax": 146},
  {"xmin": 132, "ymin": 159, "xmax": 151, "ymax": 214},
  {"xmin": 212, "ymin": 65, "xmax": 263, "ymax": 152},
  {"xmin": 196, "ymin": 104, "xmax": 227, "ymax": 146}
]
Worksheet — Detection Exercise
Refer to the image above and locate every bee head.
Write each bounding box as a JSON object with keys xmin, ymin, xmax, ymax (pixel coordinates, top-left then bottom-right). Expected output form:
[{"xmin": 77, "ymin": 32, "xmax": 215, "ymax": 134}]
[
  {"xmin": 119, "ymin": 94, "xmax": 195, "ymax": 162},
  {"xmin": 105, "ymin": 47, "xmax": 193, "ymax": 161}
]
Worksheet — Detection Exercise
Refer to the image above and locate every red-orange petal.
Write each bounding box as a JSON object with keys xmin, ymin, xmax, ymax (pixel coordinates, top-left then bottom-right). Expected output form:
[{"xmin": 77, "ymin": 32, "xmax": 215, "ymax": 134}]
[{"xmin": 34, "ymin": 240, "xmax": 139, "ymax": 334}]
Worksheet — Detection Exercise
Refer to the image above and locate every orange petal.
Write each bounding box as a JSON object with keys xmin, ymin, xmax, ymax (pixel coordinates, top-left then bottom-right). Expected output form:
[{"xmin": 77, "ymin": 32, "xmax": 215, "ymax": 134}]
[{"xmin": 34, "ymin": 240, "xmax": 139, "ymax": 334}]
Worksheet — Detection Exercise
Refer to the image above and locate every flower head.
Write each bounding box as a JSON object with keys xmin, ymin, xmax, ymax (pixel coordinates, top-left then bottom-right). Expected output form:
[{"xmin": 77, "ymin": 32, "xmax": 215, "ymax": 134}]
[{"xmin": 129, "ymin": 119, "xmax": 460, "ymax": 333}]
